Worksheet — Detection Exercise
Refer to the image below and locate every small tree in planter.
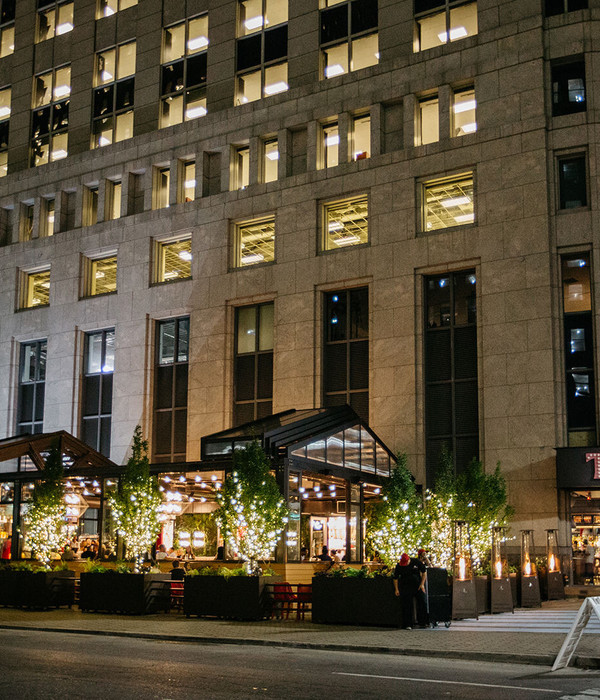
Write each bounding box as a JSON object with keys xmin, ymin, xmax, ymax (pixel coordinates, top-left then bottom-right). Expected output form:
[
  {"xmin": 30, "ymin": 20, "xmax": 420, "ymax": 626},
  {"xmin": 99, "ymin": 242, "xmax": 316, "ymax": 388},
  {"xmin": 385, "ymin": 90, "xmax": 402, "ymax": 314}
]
[
  {"xmin": 215, "ymin": 441, "xmax": 288, "ymax": 573},
  {"xmin": 108, "ymin": 426, "xmax": 161, "ymax": 572},
  {"xmin": 23, "ymin": 442, "xmax": 66, "ymax": 568}
]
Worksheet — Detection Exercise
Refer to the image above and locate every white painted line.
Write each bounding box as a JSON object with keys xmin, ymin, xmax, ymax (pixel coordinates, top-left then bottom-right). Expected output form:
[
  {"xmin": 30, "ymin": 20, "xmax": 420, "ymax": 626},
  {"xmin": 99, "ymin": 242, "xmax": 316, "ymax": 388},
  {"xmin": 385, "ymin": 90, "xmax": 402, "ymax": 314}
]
[{"xmin": 332, "ymin": 671, "xmax": 562, "ymax": 693}]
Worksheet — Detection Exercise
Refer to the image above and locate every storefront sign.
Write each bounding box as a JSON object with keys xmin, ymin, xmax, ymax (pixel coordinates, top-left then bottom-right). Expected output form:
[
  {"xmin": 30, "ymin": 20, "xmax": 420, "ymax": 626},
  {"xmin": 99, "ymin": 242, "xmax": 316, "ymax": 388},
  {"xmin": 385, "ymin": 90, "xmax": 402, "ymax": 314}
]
[
  {"xmin": 556, "ymin": 447, "xmax": 600, "ymax": 489},
  {"xmin": 586, "ymin": 453, "xmax": 600, "ymax": 480}
]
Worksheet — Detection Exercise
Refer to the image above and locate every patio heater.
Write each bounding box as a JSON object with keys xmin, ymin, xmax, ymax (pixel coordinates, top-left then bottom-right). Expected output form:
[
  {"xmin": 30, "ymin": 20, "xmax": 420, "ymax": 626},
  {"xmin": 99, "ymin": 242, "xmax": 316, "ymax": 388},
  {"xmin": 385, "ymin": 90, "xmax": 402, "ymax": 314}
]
[
  {"xmin": 490, "ymin": 526, "xmax": 513, "ymax": 613},
  {"xmin": 520, "ymin": 529, "xmax": 541, "ymax": 607},
  {"xmin": 545, "ymin": 529, "xmax": 565, "ymax": 600},
  {"xmin": 451, "ymin": 520, "xmax": 478, "ymax": 620}
]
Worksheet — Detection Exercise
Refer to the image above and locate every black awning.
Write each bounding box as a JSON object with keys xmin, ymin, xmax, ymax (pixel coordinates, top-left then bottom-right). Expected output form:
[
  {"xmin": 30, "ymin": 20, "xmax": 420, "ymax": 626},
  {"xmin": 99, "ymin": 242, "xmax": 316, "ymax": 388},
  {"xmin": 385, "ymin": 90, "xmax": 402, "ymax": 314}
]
[{"xmin": 555, "ymin": 446, "xmax": 600, "ymax": 489}]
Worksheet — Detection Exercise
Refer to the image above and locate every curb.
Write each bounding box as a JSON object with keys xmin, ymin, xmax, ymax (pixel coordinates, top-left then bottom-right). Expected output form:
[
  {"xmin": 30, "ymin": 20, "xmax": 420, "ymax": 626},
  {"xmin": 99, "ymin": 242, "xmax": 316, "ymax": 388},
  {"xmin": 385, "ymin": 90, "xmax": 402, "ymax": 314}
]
[{"xmin": 1, "ymin": 624, "xmax": 598, "ymax": 669}]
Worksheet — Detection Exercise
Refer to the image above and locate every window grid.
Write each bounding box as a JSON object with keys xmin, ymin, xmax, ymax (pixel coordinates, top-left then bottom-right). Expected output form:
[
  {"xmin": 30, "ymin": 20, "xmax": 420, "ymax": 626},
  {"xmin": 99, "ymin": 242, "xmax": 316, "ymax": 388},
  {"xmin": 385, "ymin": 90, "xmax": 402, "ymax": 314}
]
[
  {"xmin": 156, "ymin": 237, "xmax": 192, "ymax": 283},
  {"xmin": 84, "ymin": 254, "xmax": 117, "ymax": 297},
  {"xmin": 544, "ymin": 0, "xmax": 587, "ymax": 17},
  {"xmin": 0, "ymin": 0, "xmax": 15, "ymax": 59},
  {"xmin": 97, "ymin": 0, "xmax": 137, "ymax": 19},
  {"xmin": 36, "ymin": 0, "xmax": 73, "ymax": 43},
  {"xmin": 234, "ymin": 216, "xmax": 275, "ymax": 267},
  {"xmin": 81, "ymin": 330, "xmax": 115, "ymax": 457},
  {"xmin": 20, "ymin": 268, "xmax": 51, "ymax": 309},
  {"xmin": 414, "ymin": 0, "xmax": 478, "ymax": 52},
  {"xmin": 31, "ymin": 65, "xmax": 70, "ymax": 166},
  {"xmin": 422, "ymin": 172, "xmax": 474, "ymax": 232},
  {"xmin": 323, "ymin": 196, "xmax": 369, "ymax": 251},
  {"xmin": 17, "ymin": 340, "xmax": 47, "ymax": 435}
]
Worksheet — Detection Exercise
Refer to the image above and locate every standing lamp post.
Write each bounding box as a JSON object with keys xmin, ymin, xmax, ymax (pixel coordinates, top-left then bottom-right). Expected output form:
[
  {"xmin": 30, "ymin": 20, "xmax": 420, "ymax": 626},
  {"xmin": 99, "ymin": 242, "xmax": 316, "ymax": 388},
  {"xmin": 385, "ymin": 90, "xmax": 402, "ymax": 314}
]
[
  {"xmin": 520, "ymin": 529, "xmax": 541, "ymax": 607},
  {"xmin": 451, "ymin": 520, "xmax": 478, "ymax": 620},
  {"xmin": 490, "ymin": 526, "xmax": 513, "ymax": 613},
  {"xmin": 546, "ymin": 529, "xmax": 565, "ymax": 600}
]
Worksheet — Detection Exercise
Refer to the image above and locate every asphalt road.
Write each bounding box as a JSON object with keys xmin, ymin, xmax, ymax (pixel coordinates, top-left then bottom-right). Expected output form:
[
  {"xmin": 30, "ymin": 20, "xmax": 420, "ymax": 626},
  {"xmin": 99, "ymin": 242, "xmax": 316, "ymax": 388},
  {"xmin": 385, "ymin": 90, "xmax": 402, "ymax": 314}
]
[{"xmin": 1, "ymin": 630, "xmax": 599, "ymax": 699}]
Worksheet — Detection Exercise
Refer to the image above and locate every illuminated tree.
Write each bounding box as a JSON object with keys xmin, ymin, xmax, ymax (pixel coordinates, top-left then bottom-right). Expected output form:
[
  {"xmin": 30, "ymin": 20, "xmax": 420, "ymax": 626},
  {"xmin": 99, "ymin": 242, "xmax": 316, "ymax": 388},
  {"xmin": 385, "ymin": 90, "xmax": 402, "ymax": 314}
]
[
  {"xmin": 108, "ymin": 426, "xmax": 161, "ymax": 572},
  {"xmin": 215, "ymin": 441, "xmax": 288, "ymax": 572},
  {"xmin": 23, "ymin": 442, "xmax": 65, "ymax": 568}
]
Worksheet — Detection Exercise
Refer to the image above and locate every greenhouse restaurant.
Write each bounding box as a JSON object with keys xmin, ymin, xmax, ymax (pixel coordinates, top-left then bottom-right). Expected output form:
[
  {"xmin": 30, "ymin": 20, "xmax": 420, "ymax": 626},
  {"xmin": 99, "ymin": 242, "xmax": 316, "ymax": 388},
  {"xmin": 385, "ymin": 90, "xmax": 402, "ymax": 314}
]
[{"xmin": 0, "ymin": 406, "xmax": 395, "ymax": 565}]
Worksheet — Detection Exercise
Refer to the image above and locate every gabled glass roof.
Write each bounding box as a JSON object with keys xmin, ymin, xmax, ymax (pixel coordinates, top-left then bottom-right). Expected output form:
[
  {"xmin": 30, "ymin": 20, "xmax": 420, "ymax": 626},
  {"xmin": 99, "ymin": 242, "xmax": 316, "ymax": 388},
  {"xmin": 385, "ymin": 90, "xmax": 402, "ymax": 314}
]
[{"xmin": 201, "ymin": 406, "xmax": 395, "ymax": 478}]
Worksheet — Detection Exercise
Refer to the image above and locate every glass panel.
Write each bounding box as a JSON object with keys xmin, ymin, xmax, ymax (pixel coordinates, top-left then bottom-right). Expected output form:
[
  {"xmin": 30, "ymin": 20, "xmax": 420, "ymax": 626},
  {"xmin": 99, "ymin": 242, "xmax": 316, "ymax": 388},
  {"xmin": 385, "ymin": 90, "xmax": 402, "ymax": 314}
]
[
  {"xmin": 115, "ymin": 110, "xmax": 133, "ymax": 142},
  {"xmin": 562, "ymin": 254, "xmax": 591, "ymax": 313},
  {"xmin": 306, "ymin": 439, "xmax": 326, "ymax": 462},
  {"xmin": 559, "ymin": 156, "xmax": 587, "ymax": 209},
  {"xmin": 0, "ymin": 26, "xmax": 15, "ymax": 58},
  {"xmin": 259, "ymin": 303, "xmax": 274, "ymax": 351},
  {"xmin": 90, "ymin": 256, "xmax": 117, "ymax": 296},
  {"xmin": 163, "ymin": 22, "xmax": 185, "ymax": 63},
  {"xmin": 423, "ymin": 173, "xmax": 474, "ymax": 231},
  {"xmin": 159, "ymin": 321, "xmax": 176, "ymax": 364},
  {"xmin": 235, "ymin": 147, "xmax": 250, "ymax": 189},
  {"xmin": 26, "ymin": 270, "xmax": 50, "ymax": 307},
  {"xmin": 188, "ymin": 16, "xmax": 209, "ymax": 53},
  {"xmin": 38, "ymin": 8, "xmax": 55, "ymax": 42},
  {"xmin": 0, "ymin": 151, "xmax": 6, "ymax": 178},
  {"xmin": 21, "ymin": 345, "xmax": 36, "ymax": 382},
  {"xmin": 87, "ymin": 333, "xmax": 103, "ymax": 374},
  {"xmin": 160, "ymin": 239, "xmax": 192, "ymax": 282},
  {"xmin": 324, "ymin": 197, "xmax": 368, "ymax": 250},
  {"xmin": 344, "ymin": 425, "xmax": 361, "ymax": 470},
  {"xmin": 324, "ymin": 42, "xmax": 348, "ymax": 79},
  {"xmin": 326, "ymin": 431, "xmax": 344, "ymax": 465},
  {"xmin": 183, "ymin": 162, "xmax": 195, "ymax": 202},
  {"xmin": 54, "ymin": 66, "xmax": 71, "ymax": 100},
  {"xmin": 449, "ymin": 3, "xmax": 478, "ymax": 42},
  {"xmin": 237, "ymin": 69, "xmax": 261, "ymax": 104},
  {"xmin": 350, "ymin": 503, "xmax": 359, "ymax": 561},
  {"xmin": 265, "ymin": 0, "xmax": 288, "ymax": 27},
  {"xmin": 360, "ymin": 428, "xmax": 375, "ymax": 472},
  {"xmin": 97, "ymin": 49, "xmax": 116, "ymax": 85},
  {"xmin": 419, "ymin": 98, "xmax": 438, "ymax": 145},
  {"xmin": 44, "ymin": 199, "xmax": 55, "ymax": 237},
  {"xmin": 350, "ymin": 33, "xmax": 378, "ymax": 71},
  {"xmin": 104, "ymin": 331, "xmax": 115, "ymax": 372},
  {"xmin": 237, "ymin": 306, "xmax": 257, "ymax": 354},
  {"xmin": 453, "ymin": 88, "xmax": 476, "ymax": 136},
  {"xmin": 263, "ymin": 140, "xmax": 278, "ymax": 182},
  {"xmin": 177, "ymin": 318, "xmax": 189, "ymax": 362},
  {"xmin": 34, "ymin": 72, "xmax": 53, "ymax": 107},
  {"xmin": 185, "ymin": 88, "xmax": 206, "ymax": 120},
  {"xmin": 155, "ymin": 168, "xmax": 170, "ymax": 209},
  {"xmin": 291, "ymin": 445, "xmax": 306, "ymax": 458},
  {"xmin": 0, "ymin": 87, "xmax": 10, "ymax": 119},
  {"xmin": 417, "ymin": 10, "xmax": 446, "ymax": 51},
  {"xmin": 237, "ymin": 218, "xmax": 275, "ymax": 266},
  {"xmin": 50, "ymin": 132, "xmax": 68, "ymax": 161},
  {"xmin": 323, "ymin": 123, "xmax": 339, "ymax": 168},
  {"xmin": 352, "ymin": 115, "xmax": 370, "ymax": 160},
  {"xmin": 264, "ymin": 62, "xmax": 288, "ymax": 96},
  {"xmin": 56, "ymin": 3, "xmax": 73, "ymax": 34},
  {"xmin": 376, "ymin": 444, "xmax": 390, "ymax": 475},
  {"xmin": 117, "ymin": 42, "xmax": 136, "ymax": 79},
  {"xmin": 99, "ymin": 0, "xmax": 119, "ymax": 17},
  {"xmin": 161, "ymin": 94, "xmax": 183, "ymax": 127}
]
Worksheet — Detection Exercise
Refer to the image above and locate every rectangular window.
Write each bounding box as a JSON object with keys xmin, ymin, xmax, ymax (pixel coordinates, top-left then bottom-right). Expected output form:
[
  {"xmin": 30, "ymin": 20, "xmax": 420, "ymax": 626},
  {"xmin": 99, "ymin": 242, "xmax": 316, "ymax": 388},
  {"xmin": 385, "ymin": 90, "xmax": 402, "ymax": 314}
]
[
  {"xmin": 31, "ymin": 65, "xmax": 70, "ymax": 166},
  {"xmin": 452, "ymin": 87, "xmax": 476, "ymax": 136},
  {"xmin": 417, "ymin": 96, "xmax": 439, "ymax": 145},
  {"xmin": 321, "ymin": 122, "xmax": 339, "ymax": 169},
  {"xmin": 81, "ymin": 330, "xmax": 114, "ymax": 456},
  {"xmin": 262, "ymin": 139, "xmax": 278, "ymax": 182},
  {"xmin": 97, "ymin": 0, "xmax": 137, "ymax": 19},
  {"xmin": 84, "ymin": 253, "xmax": 117, "ymax": 297},
  {"xmin": 236, "ymin": 0, "xmax": 288, "ymax": 105},
  {"xmin": 155, "ymin": 236, "xmax": 192, "ymax": 283},
  {"xmin": 153, "ymin": 167, "xmax": 170, "ymax": 209},
  {"xmin": 17, "ymin": 340, "xmax": 47, "ymax": 435},
  {"xmin": 41, "ymin": 198, "xmax": 55, "ymax": 237},
  {"xmin": 351, "ymin": 114, "xmax": 370, "ymax": 161},
  {"xmin": 105, "ymin": 179, "xmax": 121, "ymax": 220},
  {"xmin": 233, "ymin": 216, "xmax": 275, "ymax": 267},
  {"xmin": 421, "ymin": 172, "xmax": 474, "ymax": 232},
  {"xmin": 154, "ymin": 317, "xmax": 189, "ymax": 462},
  {"xmin": 36, "ymin": 1, "xmax": 73, "ymax": 43},
  {"xmin": 545, "ymin": 0, "xmax": 587, "ymax": 17},
  {"xmin": 321, "ymin": 0, "xmax": 379, "ymax": 80},
  {"xmin": 424, "ymin": 270, "xmax": 478, "ymax": 482},
  {"xmin": 558, "ymin": 154, "xmax": 587, "ymax": 209},
  {"xmin": 20, "ymin": 203, "xmax": 34, "ymax": 241},
  {"xmin": 92, "ymin": 41, "xmax": 136, "ymax": 148},
  {"xmin": 323, "ymin": 287, "xmax": 369, "ymax": 420},
  {"xmin": 20, "ymin": 268, "xmax": 50, "ymax": 309},
  {"xmin": 0, "ymin": 86, "xmax": 10, "ymax": 178},
  {"xmin": 179, "ymin": 161, "xmax": 195, "ymax": 203},
  {"xmin": 0, "ymin": 0, "xmax": 15, "ymax": 59},
  {"xmin": 561, "ymin": 253, "xmax": 596, "ymax": 445},
  {"xmin": 160, "ymin": 15, "xmax": 208, "ymax": 128},
  {"xmin": 323, "ymin": 196, "xmax": 368, "ymax": 251},
  {"xmin": 552, "ymin": 59, "xmax": 586, "ymax": 117},
  {"xmin": 83, "ymin": 185, "xmax": 99, "ymax": 226},
  {"xmin": 232, "ymin": 146, "xmax": 250, "ymax": 190},
  {"xmin": 415, "ymin": 0, "xmax": 478, "ymax": 52},
  {"xmin": 233, "ymin": 303, "xmax": 273, "ymax": 425}
]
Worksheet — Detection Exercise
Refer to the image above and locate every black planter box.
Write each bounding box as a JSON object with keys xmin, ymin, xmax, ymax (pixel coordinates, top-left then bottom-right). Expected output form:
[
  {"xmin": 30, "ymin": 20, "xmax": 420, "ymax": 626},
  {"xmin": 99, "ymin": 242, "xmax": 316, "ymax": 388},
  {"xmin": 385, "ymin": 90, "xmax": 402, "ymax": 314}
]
[
  {"xmin": 184, "ymin": 575, "xmax": 280, "ymax": 621},
  {"xmin": 475, "ymin": 575, "xmax": 490, "ymax": 614},
  {"xmin": 0, "ymin": 569, "xmax": 74, "ymax": 609},
  {"xmin": 79, "ymin": 572, "xmax": 170, "ymax": 614},
  {"xmin": 312, "ymin": 576, "xmax": 402, "ymax": 627}
]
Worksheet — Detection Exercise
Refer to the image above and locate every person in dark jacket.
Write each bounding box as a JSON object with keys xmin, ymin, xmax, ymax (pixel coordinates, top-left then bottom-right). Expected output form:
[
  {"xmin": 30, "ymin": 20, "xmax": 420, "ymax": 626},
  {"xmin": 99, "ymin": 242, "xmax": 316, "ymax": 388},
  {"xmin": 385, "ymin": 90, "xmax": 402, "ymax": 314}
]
[
  {"xmin": 393, "ymin": 552, "xmax": 429, "ymax": 629},
  {"xmin": 170, "ymin": 559, "xmax": 185, "ymax": 581}
]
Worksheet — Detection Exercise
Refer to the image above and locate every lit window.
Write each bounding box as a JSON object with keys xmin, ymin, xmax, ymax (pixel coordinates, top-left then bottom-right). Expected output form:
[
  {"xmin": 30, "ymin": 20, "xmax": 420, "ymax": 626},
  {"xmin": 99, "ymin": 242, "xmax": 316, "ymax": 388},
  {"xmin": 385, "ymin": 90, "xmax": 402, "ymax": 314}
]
[
  {"xmin": 153, "ymin": 166, "xmax": 170, "ymax": 209},
  {"xmin": 236, "ymin": 0, "xmax": 288, "ymax": 105},
  {"xmin": 351, "ymin": 114, "xmax": 370, "ymax": 161},
  {"xmin": 0, "ymin": 0, "xmax": 14, "ymax": 58},
  {"xmin": 31, "ymin": 65, "xmax": 70, "ymax": 166},
  {"xmin": 452, "ymin": 87, "xmax": 476, "ymax": 136},
  {"xmin": 20, "ymin": 203, "xmax": 34, "ymax": 241},
  {"xmin": 92, "ymin": 41, "xmax": 136, "ymax": 148},
  {"xmin": 232, "ymin": 146, "xmax": 250, "ymax": 190},
  {"xmin": 0, "ymin": 86, "xmax": 10, "ymax": 177},
  {"xmin": 320, "ymin": 0, "xmax": 379, "ymax": 80},
  {"xmin": 160, "ymin": 15, "xmax": 208, "ymax": 128},
  {"xmin": 156, "ymin": 237, "xmax": 192, "ymax": 283},
  {"xmin": 42, "ymin": 197, "xmax": 55, "ymax": 237},
  {"xmin": 552, "ymin": 59, "xmax": 586, "ymax": 117},
  {"xmin": 323, "ymin": 196, "xmax": 368, "ymax": 251},
  {"xmin": 422, "ymin": 173, "xmax": 474, "ymax": 232},
  {"xmin": 84, "ymin": 254, "xmax": 117, "ymax": 296},
  {"xmin": 417, "ymin": 96, "xmax": 438, "ymax": 145},
  {"xmin": 83, "ymin": 185, "xmax": 99, "ymax": 226},
  {"xmin": 97, "ymin": 0, "xmax": 137, "ymax": 19},
  {"xmin": 234, "ymin": 216, "xmax": 275, "ymax": 267},
  {"xmin": 263, "ymin": 139, "xmax": 278, "ymax": 182},
  {"xmin": 179, "ymin": 161, "xmax": 196, "ymax": 202},
  {"xmin": 545, "ymin": 0, "xmax": 587, "ymax": 16},
  {"xmin": 321, "ymin": 122, "xmax": 339, "ymax": 169},
  {"xmin": 415, "ymin": 0, "xmax": 478, "ymax": 52},
  {"xmin": 20, "ymin": 268, "xmax": 51, "ymax": 309},
  {"xmin": 105, "ymin": 179, "xmax": 122, "ymax": 220},
  {"xmin": 36, "ymin": 1, "xmax": 73, "ymax": 43}
]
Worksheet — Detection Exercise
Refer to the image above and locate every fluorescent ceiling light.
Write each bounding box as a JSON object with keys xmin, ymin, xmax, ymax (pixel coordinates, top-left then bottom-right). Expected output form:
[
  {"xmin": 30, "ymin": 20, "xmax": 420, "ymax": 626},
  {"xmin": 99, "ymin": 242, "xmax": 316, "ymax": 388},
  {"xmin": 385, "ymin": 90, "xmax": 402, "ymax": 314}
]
[
  {"xmin": 98, "ymin": 136, "xmax": 111, "ymax": 147},
  {"xmin": 56, "ymin": 22, "xmax": 74, "ymax": 35},
  {"xmin": 244, "ymin": 15, "xmax": 264, "ymax": 30},
  {"xmin": 334, "ymin": 234, "xmax": 360, "ymax": 246},
  {"xmin": 101, "ymin": 70, "xmax": 113, "ymax": 82},
  {"xmin": 263, "ymin": 81, "xmax": 288, "ymax": 95},
  {"xmin": 178, "ymin": 250, "xmax": 192, "ymax": 261},
  {"xmin": 460, "ymin": 122, "xmax": 477, "ymax": 134},
  {"xmin": 51, "ymin": 149, "xmax": 68, "ymax": 160},
  {"xmin": 184, "ymin": 179, "xmax": 196, "ymax": 189},
  {"xmin": 266, "ymin": 150, "xmax": 279, "ymax": 161},
  {"xmin": 328, "ymin": 221, "xmax": 344, "ymax": 232},
  {"xmin": 95, "ymin": 271, "xmax": 105, "ymax": 279},
  {"xmin": 185, "ymin": 105, "xmax": 207, "ymax": 119},
  {"xmin": 325, "ymin": 135, "xmax": 340, "ymax": 147},
  {"xmin": 453, "ymin": 99, "xmax": 476, "ymax": 114},
  {"xmin": 325, "ymin": 64, "xmax": 345, "ymax": 78},
  {"xmin": 53, "ymin": 84, "xmax": 71, "ymax": 99},
  {"xmin": 103, "ymin": 7, "xmax": 115, "ymax": 16},
  {"xmin": 241, "ymin": 253, "xmax": 265, "ymax": 264},
  {"xmin": 187, "ymin": 36, "xmax": 209, "ymax": 51},
  {"xmin": 438, "ymin": 26, "xmax": 468, "ymax": 42},
  {"xmin": 441, "ymin": 195, "xmax": 471, "ymax": 207},
  {"xmin": 0, "ymin": 107, "xmax": 10, "ymax": 118},
  {"xmin": 454, "ymin": 213, "xmax": 475, "ymax": 223}
]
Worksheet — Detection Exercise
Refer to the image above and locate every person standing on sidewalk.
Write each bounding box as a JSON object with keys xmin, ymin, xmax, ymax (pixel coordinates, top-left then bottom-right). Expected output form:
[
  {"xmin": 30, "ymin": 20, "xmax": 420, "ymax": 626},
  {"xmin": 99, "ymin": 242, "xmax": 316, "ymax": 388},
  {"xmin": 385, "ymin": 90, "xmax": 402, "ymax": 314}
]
[{"xmin": 393, "ymin": 552, "xmax": 429, "ymax": 629}]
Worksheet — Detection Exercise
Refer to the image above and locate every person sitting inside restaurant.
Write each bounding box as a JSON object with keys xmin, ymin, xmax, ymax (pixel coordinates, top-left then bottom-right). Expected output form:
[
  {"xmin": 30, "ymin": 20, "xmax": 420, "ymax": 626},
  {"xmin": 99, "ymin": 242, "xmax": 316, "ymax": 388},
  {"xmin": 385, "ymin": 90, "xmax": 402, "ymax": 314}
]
[
  {"xmin": 170, "ymin": 559, "xmax": 186, "ymax": 581},
  {"xmin": 317, "ymin": 545, "xmax": 333, "ymax": 562},
  {"xmin": 156, "ymin": 544, "xmax": 168, "ymax": 560}
]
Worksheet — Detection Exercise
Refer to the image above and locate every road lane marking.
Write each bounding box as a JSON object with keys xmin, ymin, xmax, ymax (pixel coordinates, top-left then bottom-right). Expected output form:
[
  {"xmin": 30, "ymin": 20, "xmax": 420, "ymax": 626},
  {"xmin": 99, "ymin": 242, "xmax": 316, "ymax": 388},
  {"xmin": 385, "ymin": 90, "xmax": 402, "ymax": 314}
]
[{"xmin": 332, "ymin": 671, "xmax": 562, "ymax": 692}]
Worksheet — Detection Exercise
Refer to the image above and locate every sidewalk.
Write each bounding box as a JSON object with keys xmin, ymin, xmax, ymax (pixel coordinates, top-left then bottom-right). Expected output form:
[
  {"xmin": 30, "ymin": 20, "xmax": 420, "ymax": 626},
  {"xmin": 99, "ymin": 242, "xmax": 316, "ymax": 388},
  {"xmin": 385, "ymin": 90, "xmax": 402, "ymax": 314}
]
[{"xmin": 0, "ymin": 599, "xmax": 598, "ymax": 669}]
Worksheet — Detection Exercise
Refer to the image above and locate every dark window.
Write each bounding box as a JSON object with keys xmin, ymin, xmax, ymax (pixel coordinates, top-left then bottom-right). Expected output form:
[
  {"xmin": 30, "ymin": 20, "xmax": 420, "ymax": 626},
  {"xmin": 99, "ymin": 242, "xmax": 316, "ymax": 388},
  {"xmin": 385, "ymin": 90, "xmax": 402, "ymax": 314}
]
[
  {"xmin": 154, "ymin": 317, "xmax": 189, "ymax": 462},
  {"xmin": 558, "ymin": 154, "xmax": 587, "ymax": 209},
  {"xmin": 424, "ymin": 271, "xmax": 478, "ymax": 483},
  {"xmin": 17, "ymin": 341, "xmax": 47, "ymax": 435},
  {"xmin": 324, "ymin": 288, "xmax": 369, "ymax": 420},
  {"xmin": 234, "ymin": 303, "xmax": 273, "ymax": 426},
  {"xmin": 552, "ymin": 60, "xmax": 586, "ymax": 117},
  {"xmin": 545, "ymin": 0, "xmax": 587, "ymax": 16},
  {"xmin": 81, "ymin": 330, "xmax": 114, "ymax": 456},
  {"xmin": 1, "ymin": 0, "xmax": 15, "ymax": 23},
  {"xmin": 561, "ymin": 253, "xmax": 596, "ymax": 445}
]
